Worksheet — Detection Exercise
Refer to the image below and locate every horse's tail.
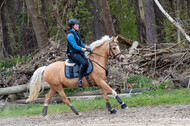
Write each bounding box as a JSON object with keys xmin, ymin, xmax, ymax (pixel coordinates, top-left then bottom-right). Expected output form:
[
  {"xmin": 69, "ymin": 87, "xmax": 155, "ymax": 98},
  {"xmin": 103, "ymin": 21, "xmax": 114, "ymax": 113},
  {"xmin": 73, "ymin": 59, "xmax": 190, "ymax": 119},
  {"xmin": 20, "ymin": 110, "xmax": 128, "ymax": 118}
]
[{"xmin": 26, "ymin": 66, "xmax": 46, "ymax": 102}]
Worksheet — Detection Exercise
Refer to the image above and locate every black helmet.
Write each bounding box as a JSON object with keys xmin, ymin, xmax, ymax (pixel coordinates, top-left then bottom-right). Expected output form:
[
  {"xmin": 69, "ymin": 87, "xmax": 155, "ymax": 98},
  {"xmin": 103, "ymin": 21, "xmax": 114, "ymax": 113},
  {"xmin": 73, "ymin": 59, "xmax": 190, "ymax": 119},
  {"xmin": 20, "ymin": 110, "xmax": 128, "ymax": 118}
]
[{"xmin": 68, "ymin": 18, "xmax": 80, "ymax": 27}]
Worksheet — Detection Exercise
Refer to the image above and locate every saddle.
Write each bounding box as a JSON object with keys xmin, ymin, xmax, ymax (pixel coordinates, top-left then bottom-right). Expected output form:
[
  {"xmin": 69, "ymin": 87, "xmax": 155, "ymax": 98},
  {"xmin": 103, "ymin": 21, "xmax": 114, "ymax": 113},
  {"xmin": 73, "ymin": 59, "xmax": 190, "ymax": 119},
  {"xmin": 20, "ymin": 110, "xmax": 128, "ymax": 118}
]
[{"xmin": 65, "ymin": 58, "xmax": 93, "ymax": 79}]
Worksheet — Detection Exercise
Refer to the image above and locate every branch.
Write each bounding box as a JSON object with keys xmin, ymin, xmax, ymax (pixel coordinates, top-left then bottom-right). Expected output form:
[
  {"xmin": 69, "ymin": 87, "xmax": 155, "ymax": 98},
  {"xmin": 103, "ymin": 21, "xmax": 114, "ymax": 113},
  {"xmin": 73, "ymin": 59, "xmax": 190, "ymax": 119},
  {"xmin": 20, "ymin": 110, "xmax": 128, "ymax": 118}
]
[
  {"xmin": 154, "ymin": 0, "xmax": 190, "ymax": 42},
  {"xmin": 49, "ymin": 1, "xmax": 67, "ymax": 37}
]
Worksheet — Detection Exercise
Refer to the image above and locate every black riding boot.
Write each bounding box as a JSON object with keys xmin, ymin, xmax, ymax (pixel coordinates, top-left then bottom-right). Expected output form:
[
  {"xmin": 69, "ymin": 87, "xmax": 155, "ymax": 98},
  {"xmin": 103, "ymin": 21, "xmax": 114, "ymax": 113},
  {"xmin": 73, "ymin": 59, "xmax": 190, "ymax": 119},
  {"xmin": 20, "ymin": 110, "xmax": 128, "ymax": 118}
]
[{"xmin": 77, "ymin": 65, "xmax": 87, "ymax": 88}]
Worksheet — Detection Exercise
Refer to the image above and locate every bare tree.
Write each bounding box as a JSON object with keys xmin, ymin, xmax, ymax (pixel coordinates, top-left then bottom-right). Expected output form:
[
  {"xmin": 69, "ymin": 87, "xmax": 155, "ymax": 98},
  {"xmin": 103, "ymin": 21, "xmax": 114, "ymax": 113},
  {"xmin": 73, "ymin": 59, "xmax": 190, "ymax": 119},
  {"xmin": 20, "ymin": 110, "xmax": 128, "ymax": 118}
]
[
  {"xmin": 25, "ymin": 0, "xmax": 49, "ymax": 49},
  {"xmin": 100, "ymin": 0, "xmax": 116, "ymax": 36},
  {"xmin": 144, "ymin": 0, "xmax": 158, "ymax": 46},
  {"xmin": 1, "ymin": 0, "xmax": 10, "ymax": 57},
  {"xmin": 154, "ymin": 0, "xmax": 165, "ymax": 43},
  {"xmin": 0, "ymin": 1, "xmax": 3, "ymax": 59},
  {"xmin": 91, "ymin": 0, "xmax": 104, "ymax": 40},
  {"xmin": 134, "ymin": 0, "xmax": 146, "ymax": 44}
]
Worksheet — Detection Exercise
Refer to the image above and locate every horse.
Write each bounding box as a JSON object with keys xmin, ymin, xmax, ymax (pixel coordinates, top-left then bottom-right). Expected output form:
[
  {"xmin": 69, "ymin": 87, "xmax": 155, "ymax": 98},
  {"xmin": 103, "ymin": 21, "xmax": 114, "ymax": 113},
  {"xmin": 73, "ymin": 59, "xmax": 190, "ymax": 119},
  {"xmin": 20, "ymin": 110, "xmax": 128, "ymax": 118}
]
[{"xmin": 26, "ymin": 35, "xmax": 127, "ymax": 117}]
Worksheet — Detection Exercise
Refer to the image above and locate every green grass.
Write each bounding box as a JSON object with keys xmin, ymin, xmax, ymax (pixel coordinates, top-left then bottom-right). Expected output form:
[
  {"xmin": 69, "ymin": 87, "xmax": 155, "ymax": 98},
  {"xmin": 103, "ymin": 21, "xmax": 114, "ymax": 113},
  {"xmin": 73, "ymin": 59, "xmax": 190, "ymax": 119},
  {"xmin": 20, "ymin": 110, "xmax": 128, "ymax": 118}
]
[{"xmin": 0, "ymin": 88, "xmax": 190, "ymax": 118}]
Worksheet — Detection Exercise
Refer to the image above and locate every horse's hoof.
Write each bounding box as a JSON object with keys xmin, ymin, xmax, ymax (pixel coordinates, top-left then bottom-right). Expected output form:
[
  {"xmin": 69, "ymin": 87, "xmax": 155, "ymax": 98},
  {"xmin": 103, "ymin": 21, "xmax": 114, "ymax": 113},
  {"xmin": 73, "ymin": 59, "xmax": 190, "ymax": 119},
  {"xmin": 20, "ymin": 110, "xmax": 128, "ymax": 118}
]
[
  {"xmin": 110, "ymin": 109, "xmax": 117, "ymax": 114},
  {"xmin": 43, "ymin": 115, "xmax": 49, "ymax": 120},
  {"xmin": 121, "ymin": 103, "xmax": 127, "ymax": 109},
  {"xmin": 79, "ymin": 114, "xmax": 85, "ymax": 117},
  {"xmin": 78, "ymin": 112, "xmax": 85, "ymax": 117}
]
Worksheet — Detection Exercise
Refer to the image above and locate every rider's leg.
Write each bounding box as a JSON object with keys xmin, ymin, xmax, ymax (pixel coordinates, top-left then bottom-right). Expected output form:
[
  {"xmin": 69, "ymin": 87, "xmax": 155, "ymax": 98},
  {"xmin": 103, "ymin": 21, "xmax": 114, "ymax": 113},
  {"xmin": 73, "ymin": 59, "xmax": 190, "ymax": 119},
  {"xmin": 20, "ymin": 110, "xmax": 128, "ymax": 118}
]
[
  {"xmin": 69, "ymin": 53, "xmax": 88, "ymax": 88},
  {"xmin": 78, "ymin": 64, "xmax": 87, "ymax": 87}
]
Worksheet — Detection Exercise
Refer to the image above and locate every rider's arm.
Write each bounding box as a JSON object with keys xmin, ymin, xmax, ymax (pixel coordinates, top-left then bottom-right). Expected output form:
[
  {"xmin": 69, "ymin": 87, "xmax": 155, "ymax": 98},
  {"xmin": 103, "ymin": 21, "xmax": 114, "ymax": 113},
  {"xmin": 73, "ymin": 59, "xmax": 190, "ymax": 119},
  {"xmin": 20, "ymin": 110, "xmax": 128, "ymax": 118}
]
[{"xmin": 80, "ymin": 41, "xmax": 86, "ymax": 48}]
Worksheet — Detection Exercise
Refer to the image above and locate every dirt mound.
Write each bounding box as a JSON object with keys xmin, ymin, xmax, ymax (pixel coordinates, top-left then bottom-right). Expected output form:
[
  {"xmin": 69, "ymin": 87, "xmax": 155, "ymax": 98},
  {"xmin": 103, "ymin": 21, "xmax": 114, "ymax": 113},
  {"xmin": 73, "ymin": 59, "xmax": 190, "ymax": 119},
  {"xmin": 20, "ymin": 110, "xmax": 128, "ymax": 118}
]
[{"xmin": 4, "ymin": 42, "xmax": 67, "ymax": 87}]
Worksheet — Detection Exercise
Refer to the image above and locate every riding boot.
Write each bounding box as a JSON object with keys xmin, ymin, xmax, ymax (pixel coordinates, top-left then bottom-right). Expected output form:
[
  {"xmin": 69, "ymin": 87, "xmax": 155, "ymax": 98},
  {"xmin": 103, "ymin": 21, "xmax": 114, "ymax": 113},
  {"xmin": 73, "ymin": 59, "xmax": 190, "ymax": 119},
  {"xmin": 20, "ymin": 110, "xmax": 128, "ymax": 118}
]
[{"xmin": 77, "ymin": 65, "xmax": 87, "ymax": 88}]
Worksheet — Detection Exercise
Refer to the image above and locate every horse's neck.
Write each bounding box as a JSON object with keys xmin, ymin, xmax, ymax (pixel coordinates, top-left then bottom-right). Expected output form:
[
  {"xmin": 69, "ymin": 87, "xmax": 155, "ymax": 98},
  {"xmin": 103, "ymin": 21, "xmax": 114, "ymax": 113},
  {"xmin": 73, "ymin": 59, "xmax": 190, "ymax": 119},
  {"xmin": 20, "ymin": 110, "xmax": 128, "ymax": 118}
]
[{"xmin": 90, "ymin": 42, "xmax": 109, "ymax": 68}]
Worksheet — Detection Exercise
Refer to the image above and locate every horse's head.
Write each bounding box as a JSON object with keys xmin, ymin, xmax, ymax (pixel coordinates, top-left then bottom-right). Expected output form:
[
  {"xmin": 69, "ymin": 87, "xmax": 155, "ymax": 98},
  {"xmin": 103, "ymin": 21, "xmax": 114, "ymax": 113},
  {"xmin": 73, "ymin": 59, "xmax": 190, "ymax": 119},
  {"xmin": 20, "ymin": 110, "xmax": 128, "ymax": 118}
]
[{"xmin": 108, "ymin": 36, "xmax": 125, "ymax": 62}]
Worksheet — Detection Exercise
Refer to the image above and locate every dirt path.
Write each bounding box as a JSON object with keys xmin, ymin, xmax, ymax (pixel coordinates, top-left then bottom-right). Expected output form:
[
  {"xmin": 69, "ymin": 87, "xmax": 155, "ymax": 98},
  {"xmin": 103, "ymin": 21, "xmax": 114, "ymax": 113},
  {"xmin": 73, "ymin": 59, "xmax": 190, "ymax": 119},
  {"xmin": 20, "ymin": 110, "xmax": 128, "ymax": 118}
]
[{"xmin": 0, "ymin": 104, "xmax": 190, "ymax": 126}]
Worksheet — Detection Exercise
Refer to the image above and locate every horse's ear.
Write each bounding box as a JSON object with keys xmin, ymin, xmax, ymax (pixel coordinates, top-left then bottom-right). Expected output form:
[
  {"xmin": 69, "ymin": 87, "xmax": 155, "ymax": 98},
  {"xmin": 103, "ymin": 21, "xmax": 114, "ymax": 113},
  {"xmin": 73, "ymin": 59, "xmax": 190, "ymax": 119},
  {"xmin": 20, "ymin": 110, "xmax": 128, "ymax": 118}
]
[{"xmin": 114, "ymin": 36, "xmax": 118, "ymax": 42}]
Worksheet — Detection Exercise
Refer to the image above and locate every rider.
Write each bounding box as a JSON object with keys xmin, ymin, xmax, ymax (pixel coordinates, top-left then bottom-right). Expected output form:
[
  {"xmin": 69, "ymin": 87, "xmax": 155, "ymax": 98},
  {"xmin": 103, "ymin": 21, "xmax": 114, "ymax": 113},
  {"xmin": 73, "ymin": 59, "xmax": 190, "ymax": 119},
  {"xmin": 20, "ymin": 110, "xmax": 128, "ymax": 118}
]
[{"xmin": 67, "ymin": 18, "xmax": 91, "ymax": 88}]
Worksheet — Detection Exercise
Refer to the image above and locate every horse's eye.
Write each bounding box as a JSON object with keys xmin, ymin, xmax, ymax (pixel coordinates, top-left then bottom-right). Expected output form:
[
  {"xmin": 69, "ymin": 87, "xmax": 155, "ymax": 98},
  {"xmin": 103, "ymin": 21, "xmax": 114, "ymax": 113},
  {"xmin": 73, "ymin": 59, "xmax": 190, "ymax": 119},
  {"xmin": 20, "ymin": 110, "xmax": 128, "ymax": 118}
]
[{"xmin": 113, "ymin": 47, "xmax": 116, "ymax": 50}]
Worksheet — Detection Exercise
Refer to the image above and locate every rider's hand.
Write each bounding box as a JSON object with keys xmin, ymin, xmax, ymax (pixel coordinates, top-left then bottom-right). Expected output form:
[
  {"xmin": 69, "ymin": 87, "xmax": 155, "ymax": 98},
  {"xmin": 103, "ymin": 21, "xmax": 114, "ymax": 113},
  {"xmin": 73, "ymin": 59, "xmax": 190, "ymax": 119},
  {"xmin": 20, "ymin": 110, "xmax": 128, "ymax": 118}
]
[
  {"xmin": 85, "ymin": 45, "xmax": 91, "ymax": 49},
  {"xmin": 81, "ymin": 48, "xmax": 86, "ymax": 52}
]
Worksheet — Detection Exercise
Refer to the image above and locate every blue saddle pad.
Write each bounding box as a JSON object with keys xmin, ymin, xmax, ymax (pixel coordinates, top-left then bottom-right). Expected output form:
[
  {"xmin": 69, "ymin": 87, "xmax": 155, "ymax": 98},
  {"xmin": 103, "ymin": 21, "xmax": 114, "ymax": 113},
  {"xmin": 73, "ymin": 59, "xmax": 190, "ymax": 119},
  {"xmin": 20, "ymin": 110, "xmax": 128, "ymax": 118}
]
[{"xmin": 65, "ymin": 59, "xmax": 93, "ymax": 78}]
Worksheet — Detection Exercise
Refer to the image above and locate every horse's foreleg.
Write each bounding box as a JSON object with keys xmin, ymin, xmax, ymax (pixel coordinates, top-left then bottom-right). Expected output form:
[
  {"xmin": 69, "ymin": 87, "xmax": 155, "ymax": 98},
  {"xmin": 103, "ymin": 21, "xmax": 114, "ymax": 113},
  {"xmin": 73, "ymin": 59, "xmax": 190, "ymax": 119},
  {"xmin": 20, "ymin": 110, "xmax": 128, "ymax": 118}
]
[
  {"xmin": 97, "ymin": 80, "xmax": 127, "ymax": 109},
  {"xmin": 54, "ymin": 84, "xmax": 84, "ymax": 117},
  {"xmin": 101, "ymin": 88, "xmax": 117, "ymax": 114},
  {"xmin": 42, "ymin": 87, "xmax": 56, "ymax": 116}
]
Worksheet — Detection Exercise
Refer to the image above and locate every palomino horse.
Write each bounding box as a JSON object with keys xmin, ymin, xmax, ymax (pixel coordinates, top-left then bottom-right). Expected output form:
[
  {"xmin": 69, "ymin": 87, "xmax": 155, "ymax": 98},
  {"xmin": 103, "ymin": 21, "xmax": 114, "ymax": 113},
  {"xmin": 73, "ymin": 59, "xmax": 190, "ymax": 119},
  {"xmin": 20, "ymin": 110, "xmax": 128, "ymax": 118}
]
[{"xmin": 26, "ymin": 35, "xmax": 127, "ymax": 117}]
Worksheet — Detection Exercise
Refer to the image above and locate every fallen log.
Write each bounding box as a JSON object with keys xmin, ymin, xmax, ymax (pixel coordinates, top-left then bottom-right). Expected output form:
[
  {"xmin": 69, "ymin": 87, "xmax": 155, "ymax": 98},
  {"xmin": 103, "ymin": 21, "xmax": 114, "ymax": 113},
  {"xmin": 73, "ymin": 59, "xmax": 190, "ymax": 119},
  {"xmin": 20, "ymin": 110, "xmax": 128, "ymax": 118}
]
[
  {"xmin": 122, "ymin": 88, "xmax": 150, "ymax": 93},
  {"xmin": 14, "ymin": 93, "xmax": 133, "ymax": 104},
  {"xmin": 0, "ymin": 83, "xmax": 50, "ymax": 96},
  {"xmin": 69, "ymin": 90, "xmax": 110, "ymax": 96}
]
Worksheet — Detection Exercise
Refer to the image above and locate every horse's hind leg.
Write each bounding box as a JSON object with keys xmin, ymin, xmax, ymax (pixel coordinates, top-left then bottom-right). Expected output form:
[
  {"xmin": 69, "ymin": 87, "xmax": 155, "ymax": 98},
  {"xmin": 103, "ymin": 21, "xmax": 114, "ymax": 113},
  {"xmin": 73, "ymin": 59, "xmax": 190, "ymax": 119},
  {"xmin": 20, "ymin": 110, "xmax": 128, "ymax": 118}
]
[
  {"xmin": 101, "ymin": 88, "xmax": 117, "ymax": 114},
  {"xmin": 53, "ymin": 84, "xmax": 83, "ymax": 117},
  {"xmin": 42, "ymin": 87, "xmax": 56, "ymax": 116}
]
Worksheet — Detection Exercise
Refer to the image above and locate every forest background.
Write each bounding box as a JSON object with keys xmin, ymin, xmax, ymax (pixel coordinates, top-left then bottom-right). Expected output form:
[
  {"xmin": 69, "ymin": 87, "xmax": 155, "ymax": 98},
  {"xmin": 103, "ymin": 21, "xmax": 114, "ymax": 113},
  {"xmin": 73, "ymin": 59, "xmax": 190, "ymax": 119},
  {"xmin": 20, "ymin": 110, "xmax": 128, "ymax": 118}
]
[
  {"xmin": 0, "ymin": 0, "xmax": 189, "ymax": 58},
  {"xmin": 0, "ymin": 0, "xmax": 190, "ymax": 86}
]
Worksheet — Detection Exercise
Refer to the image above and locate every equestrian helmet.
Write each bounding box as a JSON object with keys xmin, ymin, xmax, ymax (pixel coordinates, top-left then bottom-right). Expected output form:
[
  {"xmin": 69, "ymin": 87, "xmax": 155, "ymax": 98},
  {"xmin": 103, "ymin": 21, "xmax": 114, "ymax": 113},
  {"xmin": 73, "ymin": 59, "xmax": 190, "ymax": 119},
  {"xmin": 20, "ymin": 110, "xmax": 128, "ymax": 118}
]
[{"xmin": 68, "ymin": 18, "xmax": 80, "ymax": 27}]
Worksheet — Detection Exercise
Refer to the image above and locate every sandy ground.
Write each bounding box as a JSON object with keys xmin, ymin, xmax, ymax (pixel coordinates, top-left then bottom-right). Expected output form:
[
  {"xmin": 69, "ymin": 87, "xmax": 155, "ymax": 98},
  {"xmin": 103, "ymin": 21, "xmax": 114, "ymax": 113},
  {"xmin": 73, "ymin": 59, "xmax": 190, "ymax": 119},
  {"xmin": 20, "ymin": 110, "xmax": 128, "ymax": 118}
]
[{"xmin": 0, "ymin": 104, "xmax": 190, "ymax": 126}]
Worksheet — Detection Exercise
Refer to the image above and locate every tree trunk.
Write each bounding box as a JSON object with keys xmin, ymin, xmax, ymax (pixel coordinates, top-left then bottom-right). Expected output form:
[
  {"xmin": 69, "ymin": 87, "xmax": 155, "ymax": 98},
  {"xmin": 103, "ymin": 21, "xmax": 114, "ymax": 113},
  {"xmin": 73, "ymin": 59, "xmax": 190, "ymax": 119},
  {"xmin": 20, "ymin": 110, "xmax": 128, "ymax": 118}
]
[
  {"xmin": 134, "ymin": 0, "xmax": 146, "ymax": 44},
  {"xmin": 187, "ymin": 0, "xmax": 190, "ymax": 25},
  {"xmin": 41, "ymin": 0, "xmax": 49, "ymax": 37},
  {"xmin": 144, "ymin": 0, "xmax": 158, "ymax": 46},
  {"xmin": 6, "ymin": 0, "xmax": 21, "ymax": 54},
  {"xmin": 1, "ymin": 1, "xmax": 10, "ymax": 57},
  {"xmin": 15, "ymin": 0, "xmax": 21, "ymax": 13},
  {"xmin": 91, "ymin": 0, "xmax": 104, "ymax": 41},
  {"xmin": 25, "ymin": 0, "xmax": 49, "ymax": 49},
  {"xmin": 100, "ymin": 0, "xmax": 116, "ymax": 36},
  {"xmin": 154, "ymin": 0, "xmax": 165, "ymax": 43},
  {"xmin": 0, "ymin": 2, "xmax": 3, "ymax": 59}
]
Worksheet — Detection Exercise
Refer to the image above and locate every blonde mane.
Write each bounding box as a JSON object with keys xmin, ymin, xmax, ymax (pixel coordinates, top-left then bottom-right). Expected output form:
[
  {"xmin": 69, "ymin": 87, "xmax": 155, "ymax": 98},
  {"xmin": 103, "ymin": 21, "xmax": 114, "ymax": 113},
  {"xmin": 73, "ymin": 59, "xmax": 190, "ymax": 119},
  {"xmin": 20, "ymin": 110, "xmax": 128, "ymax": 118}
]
[{"xmin": 90, "ymin": 35, "xmax": 110, "ymax": 51}]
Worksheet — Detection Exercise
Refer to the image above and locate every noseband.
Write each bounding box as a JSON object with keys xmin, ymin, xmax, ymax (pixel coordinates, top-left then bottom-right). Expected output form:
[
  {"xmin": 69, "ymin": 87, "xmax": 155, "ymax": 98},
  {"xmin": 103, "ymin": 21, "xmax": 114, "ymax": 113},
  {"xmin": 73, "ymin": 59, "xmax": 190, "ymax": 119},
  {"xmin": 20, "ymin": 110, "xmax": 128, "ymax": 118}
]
[{"xmin": 109, "ymin": 38, "xmax": 122, "ymax": 59}]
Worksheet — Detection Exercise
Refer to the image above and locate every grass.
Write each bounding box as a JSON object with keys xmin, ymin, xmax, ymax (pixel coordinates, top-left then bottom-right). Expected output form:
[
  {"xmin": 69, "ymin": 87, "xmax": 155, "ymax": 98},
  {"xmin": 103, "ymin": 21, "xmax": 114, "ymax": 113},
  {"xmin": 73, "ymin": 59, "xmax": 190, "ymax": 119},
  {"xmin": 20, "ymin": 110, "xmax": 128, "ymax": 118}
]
[{"xmin": 0, "ymin": 88, "xmax": 190, "ymax": 118}]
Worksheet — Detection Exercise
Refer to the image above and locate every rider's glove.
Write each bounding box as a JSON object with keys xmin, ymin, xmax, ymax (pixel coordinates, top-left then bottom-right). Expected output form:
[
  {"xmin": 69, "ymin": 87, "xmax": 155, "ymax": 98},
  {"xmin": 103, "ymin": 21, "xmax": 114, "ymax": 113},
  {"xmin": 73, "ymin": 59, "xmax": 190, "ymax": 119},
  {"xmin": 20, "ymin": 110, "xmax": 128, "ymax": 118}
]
[{"xmin": 86, "ymin": 48, "xmax": 92, "ymax": 53}]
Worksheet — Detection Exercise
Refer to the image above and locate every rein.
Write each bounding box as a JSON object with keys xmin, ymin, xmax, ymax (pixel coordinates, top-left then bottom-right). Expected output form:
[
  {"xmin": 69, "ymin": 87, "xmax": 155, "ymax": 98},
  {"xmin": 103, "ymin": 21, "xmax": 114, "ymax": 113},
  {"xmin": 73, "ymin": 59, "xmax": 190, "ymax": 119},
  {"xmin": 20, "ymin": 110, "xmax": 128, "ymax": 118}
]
[
  {"xmin": 88, "ymin": 37, "xmax": 121, "ymax": 76},
  {"xmin": 91, "ymin": 59, "xmax": 109, "ymax": 76}
]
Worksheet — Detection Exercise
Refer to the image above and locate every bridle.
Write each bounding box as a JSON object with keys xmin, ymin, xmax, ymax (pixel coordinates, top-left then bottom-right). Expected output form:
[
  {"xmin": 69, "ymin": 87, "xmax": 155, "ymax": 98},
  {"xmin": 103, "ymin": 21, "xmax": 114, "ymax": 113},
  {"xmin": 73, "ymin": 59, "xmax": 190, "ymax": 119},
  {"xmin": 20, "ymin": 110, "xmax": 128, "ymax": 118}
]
[
  {"xmin": 89, "ymin": 37, "xmax": 122, "ymax": 76},
  {"xmin": 108, "ymin": 38, "xmax": 122, "ymax": 59},
  {"xmin": 89, "ymin": 37, "xmax": 122, "ymax": 59}
]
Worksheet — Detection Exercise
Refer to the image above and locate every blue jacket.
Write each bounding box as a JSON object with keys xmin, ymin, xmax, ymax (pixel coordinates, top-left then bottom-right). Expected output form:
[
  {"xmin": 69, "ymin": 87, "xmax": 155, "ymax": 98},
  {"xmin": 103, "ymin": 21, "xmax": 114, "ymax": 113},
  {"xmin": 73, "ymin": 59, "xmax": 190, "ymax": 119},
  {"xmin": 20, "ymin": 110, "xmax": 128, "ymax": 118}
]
[{"xmin": 67, "ymin": 29, "xmax": 85, "ymax": 53}]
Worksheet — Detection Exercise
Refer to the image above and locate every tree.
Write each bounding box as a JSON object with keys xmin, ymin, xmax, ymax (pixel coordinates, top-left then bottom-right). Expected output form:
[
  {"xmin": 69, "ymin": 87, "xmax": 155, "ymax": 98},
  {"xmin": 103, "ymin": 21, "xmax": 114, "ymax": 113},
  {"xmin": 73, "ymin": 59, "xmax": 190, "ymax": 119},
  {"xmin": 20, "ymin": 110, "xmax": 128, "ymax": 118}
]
[
  {"xmin": 134, "ymin": 0, "xmax": 146, "ymax": 44},
  {"xmin": 0, "ymin": 0, "xmax": 10, "ymax": 57},
  {"xmin": 100, "ymin": 0, "xmax": 116, "ymax": 36},
  {"xmin": 154, "ymin": 0, "xmax": 165, "ymax": 43},
  {"xmin": 144, "ymin": 0, "xmax": 158, "ymax": 46},
  {"xmin": 91, "ymin": 0, "xmax": 104, "ymax": 40},
  {"xmin": 25, "ymin": 0, "xmax": 49, "ymax": 49},
  {"xmin": 0, "ymin": 1, "xmax": 3, "ymax": 59},
  {"xmin": 187, "ymin": 0, "xmax": 190, "ymax": 25}
]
